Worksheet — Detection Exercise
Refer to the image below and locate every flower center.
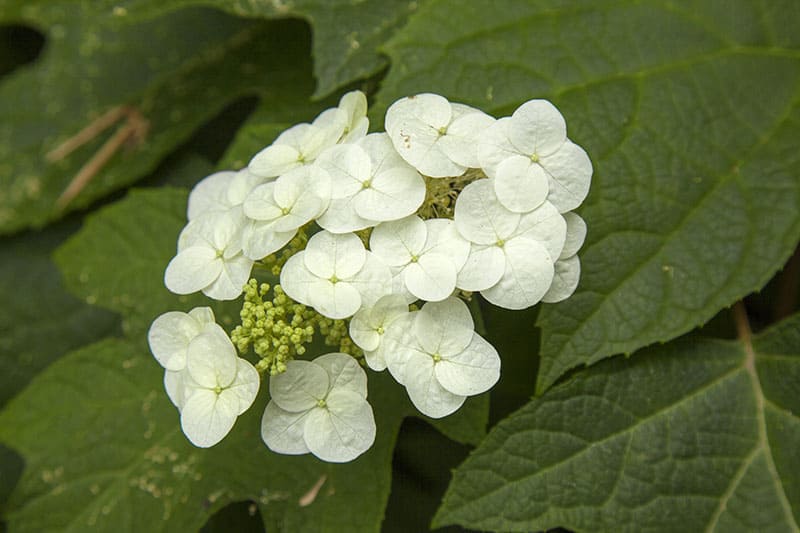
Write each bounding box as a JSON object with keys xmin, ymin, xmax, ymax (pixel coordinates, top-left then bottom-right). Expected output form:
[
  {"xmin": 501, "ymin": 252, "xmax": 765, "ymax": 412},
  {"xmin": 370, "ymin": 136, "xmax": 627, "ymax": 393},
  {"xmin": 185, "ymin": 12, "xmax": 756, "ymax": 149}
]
[
  {"xmin": 376, "ymin": 326, "xmax": 385, "ymax": 335},
  {"xmin": 495, "ymin": 239, "xmax": 505, "ymax": 248},
  {"xmin": 437, "ymin": 126, "xmax": 448, "ymax": 136},
  {"xmin": 432, "ymin": 353, "xmax": 442, "ymax": 363},
  {"xmin": 530, "ymin": 153, "xmax": 540, "ymax": 163},
  {"xmin": 409, "ymin": 255, "xmax": 419, "ymax": 263},
  {"xmin": 361, "ymin": 179, "xmax": 372, "ymax": 189},
  {"xmin": 317, "ymin": 398, "xmax": 327, "ymax": 408},
  {"xmin": 329, "ymin": 275, "xmax": 340, "ymax": 284}
]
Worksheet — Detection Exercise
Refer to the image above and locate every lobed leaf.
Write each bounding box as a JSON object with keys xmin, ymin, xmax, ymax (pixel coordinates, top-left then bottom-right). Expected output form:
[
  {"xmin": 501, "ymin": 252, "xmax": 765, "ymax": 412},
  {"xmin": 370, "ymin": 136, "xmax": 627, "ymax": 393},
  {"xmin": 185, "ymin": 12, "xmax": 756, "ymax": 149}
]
[{"xmin": 435, "ymin": 312, "xmax": 800, "ymax": 532}]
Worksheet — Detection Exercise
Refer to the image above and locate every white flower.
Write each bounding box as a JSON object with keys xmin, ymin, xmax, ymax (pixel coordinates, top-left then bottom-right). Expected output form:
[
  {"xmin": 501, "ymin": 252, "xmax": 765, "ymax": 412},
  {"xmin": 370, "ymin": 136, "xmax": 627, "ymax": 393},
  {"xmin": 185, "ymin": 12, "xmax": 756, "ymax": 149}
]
[
  {"xmin": 317, "ymin": 90, "xmax": 369, "ymax": 144},
  {"xmin": 349, "ymin": 294, "xmax": 410, "ymax": 371},
  {"xmin": 248, "ymin": 108, "xmax": 346, "ymax": 178},
  {"xmin": 168, "ymin": 323, "xmax": 260, "ymax": 448},
  {"xmin": 187, "ymin": 168, "xmax": 265, "ymax": 221},
  {"xmin": 165, "ymin": 209, "xmax": 253, "ymax": 300},
  {"xmin": 261, "ymin": 353, "xmax": 376, "ymax": 463},
  {"xmin": 454, "ymin": 179, "xmax": 566, "ymax": 309},
  {"xmin": 369, "ymin": 215, "xmax": 470, "ymax": 302},
  {"xmin": 478, "ymin": 99, "xmax": 592, "ymax": 214},
  {"xmin": 382, "ymin": 297, "xmax": 500, "ymax": 418},
  {"xmin": 147, "ymin": 306, "xmax": 215, "ymax": 371},
  {"xmin": 315, "ymin": 133, "xmax": 426, "ymax": 233},
  {"xmin": 241, "ymin": 165, "xmax": 331, "ymax": 260},
  {"xmin": 280, "ymin": 230, "xmax": 391, "ymax": 319},
  {"xmin": 385, "ymin": 93, "xmax": 495, "ymax": 178}
]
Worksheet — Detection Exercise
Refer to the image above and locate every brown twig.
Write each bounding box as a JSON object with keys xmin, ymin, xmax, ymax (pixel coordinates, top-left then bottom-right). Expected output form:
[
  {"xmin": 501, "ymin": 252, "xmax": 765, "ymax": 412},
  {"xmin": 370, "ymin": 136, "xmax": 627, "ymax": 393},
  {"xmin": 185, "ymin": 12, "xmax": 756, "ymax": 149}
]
[
  {"xmin": 46, "ymin": 106, "xmax": 129, "ymax": 162},
  {"xmin": 49, "ymin": 106, "xmax": 149, "ymax": 210}
]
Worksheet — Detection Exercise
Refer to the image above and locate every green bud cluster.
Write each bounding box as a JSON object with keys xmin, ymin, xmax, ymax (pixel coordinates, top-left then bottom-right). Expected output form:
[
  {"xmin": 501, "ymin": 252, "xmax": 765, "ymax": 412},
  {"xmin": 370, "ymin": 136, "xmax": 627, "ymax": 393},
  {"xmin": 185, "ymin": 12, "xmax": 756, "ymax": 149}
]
[
  {"xmin": 231, "ymin": 280, "xmax": 317, "ymax": 375},
  {"xmin": 231, "ymin": 277, "xmax": 364, "ymax": 375},
  {"xmin": 318, "ymin": 317, "xmax": 363, "ymax": 360},
  {"xmin": 416, "ymin": 168, "xmax": 486, "ymax": 220}
]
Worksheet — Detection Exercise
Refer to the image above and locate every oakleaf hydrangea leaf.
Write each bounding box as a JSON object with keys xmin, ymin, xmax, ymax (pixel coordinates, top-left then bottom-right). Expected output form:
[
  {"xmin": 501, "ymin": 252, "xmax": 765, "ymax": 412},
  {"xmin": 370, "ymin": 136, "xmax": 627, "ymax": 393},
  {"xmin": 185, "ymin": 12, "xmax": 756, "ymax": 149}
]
[
  {"xmin": 377, "ymin": 0, "xmax": 800, "ymax": 392},
  {"xmin": 0, "ymin": 4, "xmax": 315, "ymax": 234},
  {"xmin": 435, "ymin": 312, "xmax": 800, "ymax": 532}
]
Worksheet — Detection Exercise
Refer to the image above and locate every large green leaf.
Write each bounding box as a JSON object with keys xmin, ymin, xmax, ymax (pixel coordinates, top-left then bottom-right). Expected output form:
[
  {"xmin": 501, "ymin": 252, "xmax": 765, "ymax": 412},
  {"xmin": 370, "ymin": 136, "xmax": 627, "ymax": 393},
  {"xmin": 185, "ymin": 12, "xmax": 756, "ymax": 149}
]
[
  {"xmin": 0, "ymin": 3, "xmax": 313, "ymax": 234},
  {"xmin": 375, "ymin": 0, "xmax": 800, "ymax": 392},
  {"xmin": 35, "ymin": 0, "xmax": 418, "ymax": 99},
  {"xmin": 434, "ymin": 311, "xmax": 800, "ymax": 532},
  {"xmin": 0, "ymin": 222, "xmax": 117, "ymax": 407}
]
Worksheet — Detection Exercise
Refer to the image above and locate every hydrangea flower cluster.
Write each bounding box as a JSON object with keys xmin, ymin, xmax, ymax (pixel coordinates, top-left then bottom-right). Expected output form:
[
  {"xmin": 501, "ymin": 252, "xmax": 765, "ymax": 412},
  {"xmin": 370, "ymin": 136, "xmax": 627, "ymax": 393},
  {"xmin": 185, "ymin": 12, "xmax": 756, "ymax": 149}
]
[{"xmin": 148, "ymin": 91, "xmax": 591, "ymax": 462}]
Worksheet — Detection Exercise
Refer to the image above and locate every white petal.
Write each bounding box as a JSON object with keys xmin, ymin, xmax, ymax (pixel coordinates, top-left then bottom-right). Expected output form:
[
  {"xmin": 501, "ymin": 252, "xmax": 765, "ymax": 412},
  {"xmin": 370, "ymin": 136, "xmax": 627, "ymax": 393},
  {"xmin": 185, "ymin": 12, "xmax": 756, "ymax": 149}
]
[
  {"xmin": 309, "ymin": 110, "xmax": 347, "ymax": 154},
  {"xmin": 369, "ymin": 215, "xmax": 426, "ymax": 266},
  {"xmin": 435, "ymin": 334, "xmax": 500, "ymax": 396},
  {"xmin": 261, "ymin": 401, "xmax": 311, "ymax": 455},
  {"xmin": 312, "ymin": 352, "xmax": 368, "ymax": 398},
  {"xmin": 180, "ymin": 388, "xmax": 239, "ymax": 448},
  {"xmin": 542, "ymin": 255, "xmax": 581, "ymax": 303},
  {"xmin": 354, "ymin": 166, "xmax": 425, "ymax": 222},
  {"xmin": 304, "ymin": 230, "xmax": 366, "ymax": 280},
  {"xmin": 227, "ymin": 358, "xmax": 261, "ymax": 415},
  {"xmin": 187, "ymin": 171, "xmax": 235, "ymax": 220},
  {"xmin": 316, "ymin": 195, "xmax": 375, "ymax": 234},
  {"xmin": 249, "ymin": 143, "xmax": 302, "ymax": 178},
  {"xmin": 363, "ymin": 349, "xmax": 386, "ymax": 372},
  {"xmin": 454, "ymin": 179, "xmax": 519, "ymax": 244},
  {"xmin": 339, "ymin": 91, "xmax": 368, "ymax": 130},
  {"xmin": 481, "ymin": 238, "xmax": 555, "ymax": 310},
  {"xmin": 202, "ymin": 255, "xmax": 253, "ymax": 301},
  {"xmin": 347, "ymin": 252, "xmax": 393, "ymax": 308},
  {"xmin": 188, "ymin": 306, "xmax": 215, "ymax": 325},
  {"xmin": 304, "ymin": 390, "xmax": 376, "ymax": 462},
  {"xmin": 561, "ymin": 212, "xmax": 587, "ymax": 259},
  {"xmin": 421, "ymin": 218, "xmax": 470, "ymax": 270},
  {"xmin": 477, "ymin": 118, "xmax": 520, "ymax": 177},
  {"xmin": 279, "ymin": 252, "xmax": 316, "ymax": 305},
  {"xmin": 148, "ymin": 311, "xmax": 203, "ymax": 371},
  {"xmin": 243, "ymin": 182, "xmax": 281, "ymax": 222},
  {"xmin": 494, "ymin": 155, "xmax": 549, "ymax": 213},
  {"xmin": 308, "ymin": 279, "xmax": 362, "ymax": 319},
  {"xmin": 270, "ymin": 359, "xmax": 329, "ymax": 412},
  {"xmin": 349, "ymin": 312, "xmax": 380, "ymax": 352},
  {"xmin": 508, "ymin": 99, "xmax": 567, "ymax": 157},
  {"xmin": 539, "ymin": 140, "xmax": 593, "ymax": 213},
  {"xmin": 227, "ymin": 168, "xmax": 265, "ymax": 206},
  {"xmin": 241, "ymin": 220, "xmax": 296, "ymax": 260},
  {"xmin": 438, "ymin": 109, "xmax": 496, "ymax": 168},
  {"xmin": 164, "ymin": 369, "xmax": 186, "ymax": 409},
  {"xmin": 414, "ymin": 297, "xmax": 474, "ymax": 357},
  {"xmin": 186, "ymin": 324, "xmax": 238, "ymax": 388},
  {"xmin": 381, "ymin": 313, "xmax": 420, "ymax": 384},
  {"xmin": 315, "ymin": 143, "xmax": 371, "ymax": 198},
  {"xmin": 386, "ymin": 93, "xmax": 452, "ymax": 133},
  {"xmin": 164, "ymin": 246, "xmax": 222, "ymax": 295},
  {"xmin": 358, "ymin": 132, "xmax": 408, "ymax": 176},
  {"xmin": 404, "ymin": 255, "xmax": 457, "ymax": 302},
  {"xmin": 456, "ymin": 244, "xmax": 506, "ymax": 292},
  {"xmin": 512, "ymin": 201, "xmax": 567, "ymax": 261},
  {"xmin": 403, "ymin": 351, "xmax": 466, "ymax": 419}
]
